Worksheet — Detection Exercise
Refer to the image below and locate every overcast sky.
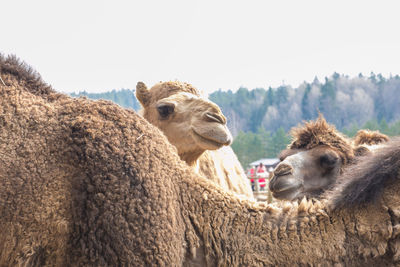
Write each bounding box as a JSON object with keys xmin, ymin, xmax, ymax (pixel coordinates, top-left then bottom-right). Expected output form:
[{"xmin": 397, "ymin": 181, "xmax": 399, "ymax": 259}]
[{"xmin": 2, "ymin": 0, "xmax": 400, "ymax": 94}]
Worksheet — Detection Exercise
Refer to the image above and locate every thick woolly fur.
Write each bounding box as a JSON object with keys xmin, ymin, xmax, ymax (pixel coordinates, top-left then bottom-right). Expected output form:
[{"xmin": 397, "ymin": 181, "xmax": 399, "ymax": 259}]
[
  {"xmin": 1, "ymin": 55, "xmax": 400, "ymax": 266},
  {"xmin": 289, "ymin": 117, "xmax": 389, "ymax": 163},
  {"xmin": 328, "ymin": 137, "xmax": 400, "ymax": 208},
  {"xmin": 289, "ymin": 114, "xmax": 355, "ymax": 165},
  {"xmin": 354, "ymin": 129, "xmax": 390, "ymax": 146}
]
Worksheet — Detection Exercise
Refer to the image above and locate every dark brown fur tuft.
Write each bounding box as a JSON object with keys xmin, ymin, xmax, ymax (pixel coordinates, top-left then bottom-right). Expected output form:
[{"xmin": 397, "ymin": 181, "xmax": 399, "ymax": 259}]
[
  {"xmin": 353, "ymin": 129, "xmax": 389, "ymax": 146},
  {"xmin": 289, "ymin": 114, "xmax": 354, "ymax": 164},
  {"xmin": 327, "ymin": 137, "xmax": 400, "ymax": 209},
  {"xmin": 0, "ymin": 53, "xmax": 58, "ymax": 99}
]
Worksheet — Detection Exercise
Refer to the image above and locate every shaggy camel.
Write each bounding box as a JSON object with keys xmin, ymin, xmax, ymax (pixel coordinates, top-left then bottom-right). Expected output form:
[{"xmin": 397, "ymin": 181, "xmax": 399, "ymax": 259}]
[
  {"xmin": 269, "ymin": 116, "xmax": 390, "ymax": 201},
  {"xmin": 353, "ymin": 129, "xmax": 390, "ymax": 156},
  {"xmin": 354, "ymin": 129, "xmax": 390, "ymax": 146},
  {"xmin": 1, "ymin": 55, "xmax": 400, "ymax": 266},
  {"xmin": 136, "ymin": 81, "xmax": 253, "ymax": 199}
]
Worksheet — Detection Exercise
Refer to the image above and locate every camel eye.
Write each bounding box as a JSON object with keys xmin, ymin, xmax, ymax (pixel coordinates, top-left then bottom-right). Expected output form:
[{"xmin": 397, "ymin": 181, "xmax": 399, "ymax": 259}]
[
  {"xmin": 319, "ymin": 153, "xmax": 339, "ymax": 169},
  {"xmin": 156, "ymin": 103, "xmax": 175, "ymax": 119}
]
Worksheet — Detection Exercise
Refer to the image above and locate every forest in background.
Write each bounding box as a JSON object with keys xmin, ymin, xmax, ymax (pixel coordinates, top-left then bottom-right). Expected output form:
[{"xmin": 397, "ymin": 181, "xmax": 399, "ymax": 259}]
[
  {"xmin": 70, "ymin": 72, "xmax": 400, "ymax": 167},
  {"xmin": 70, "ymin": 89, "xmax": 141, "ymax": 111}
]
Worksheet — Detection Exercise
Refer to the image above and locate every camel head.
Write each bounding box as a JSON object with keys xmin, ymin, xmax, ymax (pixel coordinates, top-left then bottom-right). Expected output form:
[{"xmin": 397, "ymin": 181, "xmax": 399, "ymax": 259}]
[
  {"xmin": 269, "ymin": 115, "xmax": 355, "ymax": 201},
  {"xmin": 136, "ymin": 81, "xmax": 232, "ymax": 165},
  {"xmin": 353, "ymin": 129, "xmax": 390, "ymax": 156},
  {"xmin": 353, "ymin": 129, "xmax": 389, "ymax": 146}
]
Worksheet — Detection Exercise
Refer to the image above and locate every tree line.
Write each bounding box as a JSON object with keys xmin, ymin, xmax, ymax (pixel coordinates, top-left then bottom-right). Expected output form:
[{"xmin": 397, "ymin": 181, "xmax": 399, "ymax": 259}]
[
  {"xmin": 232, "ymin": 118, "xmax": 400, "ymax": 168},
  {"xmin": 70, "ymin": 73, "xmax": 400, "ymax": 167},
  {"xmin": 208, "ymin": 73, "xmax": 400, "ymax": 167},
  {"xmin": 209, "ymin": 73, "xmax": 400, "ymax": 137},
  {"xmin": 70, "ymin": 89, "xmax": 141, "ymax": 110}
]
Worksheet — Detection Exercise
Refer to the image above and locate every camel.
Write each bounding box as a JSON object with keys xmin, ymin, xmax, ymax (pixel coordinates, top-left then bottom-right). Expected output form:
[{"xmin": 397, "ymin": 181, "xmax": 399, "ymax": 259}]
[
  {"xmin": 1, "ymin": 55, "xmax": 400, "ymax": 266},
  {"xmin": 269, "ymin": 115, "xmax": 390, "ymax": 201},
  {"xmin": 354, "ymin": 129, "xmax": 390, "ymax": 146},
  {"xmin": 353, "ymin": 129, "xmax": 390, "ymax": 156},
  {"xmin": 136, "ymin": 81, "xmax": 254, "ymax": 199}
]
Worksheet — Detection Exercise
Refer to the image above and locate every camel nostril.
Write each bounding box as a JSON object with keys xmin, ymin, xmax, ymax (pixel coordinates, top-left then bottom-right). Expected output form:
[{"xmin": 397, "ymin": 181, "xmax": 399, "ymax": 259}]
[
  {"xmin": 205, "ymin": 112, "xmax": 225, "ymax": 124},
  {"xmin": 225, "ymin": 136, "xmax": 232, "ymax": 145},
  {"xmin": 274, "ymin": 163, "xmax": 293, "ymax": 176}
]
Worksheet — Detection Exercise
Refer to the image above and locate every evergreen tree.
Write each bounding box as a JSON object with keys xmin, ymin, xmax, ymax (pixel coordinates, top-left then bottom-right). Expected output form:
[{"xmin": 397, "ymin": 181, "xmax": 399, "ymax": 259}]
[
  {"xmin": 275, "ymin": 86, "xmax": 288, "ymax": 106},
  {"xmin": 70, "ymin": 89, "xmax": 141, "ymax": 110},
  {"xmin": 232, "ymin": 131, "xmax": 265, "ymax": 167},
  {"xmin": 269, "ymin": 127, "xmax": 291, "ymax": 157},
  {"xmin": 342, "ymin": 122, "xmax": 360, "ymax": 137},
  {"xmin": 319, "ymin": 77, "xmax": 338, "ymax": 124},
  {"xmin": 301, "ymin": 84, "xmax": 312, "ymax": 120},
  {"xmin": 320, "ymin": 77, "xmax": 336, "ymax": 100},
  {"xmin": 250, "ymin": 91, "xmax": 270, "ymax": 132},
  {"xmin": 369, "ymin": 72, "xmax": 377, "ymax": 83},
  {"xmin": 379, "ymin": 118, "xmax": 390, "ymax": 134},
  {"xmin": 332, "ymin": 72, "xmax": 340, "ymax": 81},
  {"xmin": 362, "ymin": 119, "xmax": 380, "ymax": 131},
  {"xmin": 388, "ymin": 121, "xmax": 400, "ymax": 135}
]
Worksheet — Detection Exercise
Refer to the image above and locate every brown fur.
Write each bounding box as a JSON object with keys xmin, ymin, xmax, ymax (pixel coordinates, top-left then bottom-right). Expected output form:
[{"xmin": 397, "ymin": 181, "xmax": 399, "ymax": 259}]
[
  {"xmin": 0, "ymin": 54, "xmax": 62, "ymax": 101},
  {"xmin": 353, "ymin": 145, "xmax": 371, "ymax": 157},
  {"xmin": 271, "ymin": 117, "xmax": 392, "ymax": 201},
  {"xmin": 328, "ymin": 137, "xmax": 400, "ymax": 208},
  {"xmin": 0, "ymin": 55, "xmax": 191, "ymax": 266},
  {"xmin": 270, "ymin": 115, "xmax": 357, "ymax": 200},
  {"xmin": 289, "ymin": 114, "xmax": 354, "ymax": 165},
  {"xmin": 353, "ymin": 129, "xmax": 390, "ymax": 146},
  {"xmin": 1, "ymin": 55, "xmax": 400, "ymax": 266}
]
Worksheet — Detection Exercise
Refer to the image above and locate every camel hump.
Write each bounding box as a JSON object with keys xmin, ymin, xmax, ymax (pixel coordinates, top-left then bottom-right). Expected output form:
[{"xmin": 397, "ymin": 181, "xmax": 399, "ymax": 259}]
[
  {"xmin": 0, "ymin": 54, "xmax": 58, "ymax": 99},
  {"xmin": 328, "ymin": 137, "xmax": 400, "ymax": 209}
]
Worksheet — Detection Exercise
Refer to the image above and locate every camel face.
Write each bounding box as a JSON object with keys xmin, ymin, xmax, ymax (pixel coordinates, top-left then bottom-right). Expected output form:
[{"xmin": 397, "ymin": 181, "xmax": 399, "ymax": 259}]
[
  {"xmin": 270, "ymin": 145, "xmax": 342, "ymax": 200},
  {"xmin": 136, "ymin": 82, "xmax": 232, "ymax": 161},
  {"xmin": 269, "ymin": 115, "xmax": 355, "ymax": 201},
  {"xmin": 154, "ymin": 93, "xmax": 232, "ymax": 152}
]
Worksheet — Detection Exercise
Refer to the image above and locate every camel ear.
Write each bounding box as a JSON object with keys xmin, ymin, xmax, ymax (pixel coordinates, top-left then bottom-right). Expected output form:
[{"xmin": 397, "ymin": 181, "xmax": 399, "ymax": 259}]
[{"xmin": 136, "ymin": 82, "xmax": 151, "ymax": 107}]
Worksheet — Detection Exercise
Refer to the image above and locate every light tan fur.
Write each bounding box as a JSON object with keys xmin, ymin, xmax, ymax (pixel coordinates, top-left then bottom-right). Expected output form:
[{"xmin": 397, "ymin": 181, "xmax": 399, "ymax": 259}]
[{"xmin": 136, "ymin": 81, "xmax": 253, "ymax": 199}]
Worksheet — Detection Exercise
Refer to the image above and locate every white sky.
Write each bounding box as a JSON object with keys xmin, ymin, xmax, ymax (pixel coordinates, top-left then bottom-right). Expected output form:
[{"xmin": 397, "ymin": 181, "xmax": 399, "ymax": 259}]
[{"xmin": 2, "ymin": 0, "xmax": 400, "ymax": 94}]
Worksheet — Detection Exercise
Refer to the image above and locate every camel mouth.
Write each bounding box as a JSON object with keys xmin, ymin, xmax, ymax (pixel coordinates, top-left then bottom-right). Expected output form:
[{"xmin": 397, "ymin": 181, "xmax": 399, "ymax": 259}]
[
  {"xmin": 191, "ymin": 128, "xmax": 227, "ymax": 149},
  {"xmin": 271, "ymin": 189, "xmax": 300, "ymax": 200},
  {"xmin": 271, "ymin": 182, "xmax": 303, "ymax": 200},
  {"xmin": 269, "ymin": 174, "xmax": 303, "ymax": 198}
]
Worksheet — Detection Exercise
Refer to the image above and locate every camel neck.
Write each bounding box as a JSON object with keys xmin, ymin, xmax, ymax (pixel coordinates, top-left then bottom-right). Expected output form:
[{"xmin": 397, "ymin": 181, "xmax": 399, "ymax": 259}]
[
  {"xmin": 181, "ymin": 184, "xmax": 388, "ymax": 266},
  {"xmin": 179, "ymin": 151, "xmax": 204, "ymax": 166}
]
